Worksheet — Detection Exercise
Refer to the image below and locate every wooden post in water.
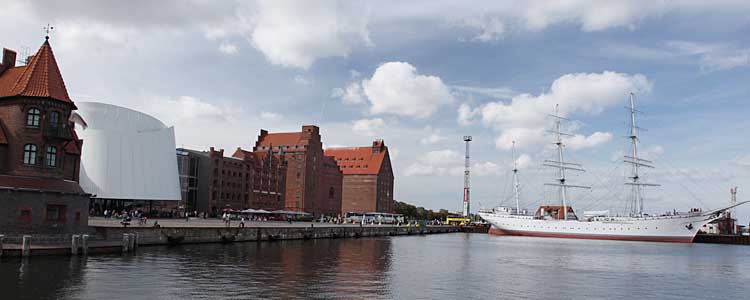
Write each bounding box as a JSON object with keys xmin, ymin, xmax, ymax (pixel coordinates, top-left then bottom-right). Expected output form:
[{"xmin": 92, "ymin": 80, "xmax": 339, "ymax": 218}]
[
  {"xmin": 128, "ymin": 233, "xmax": 136, "ymax": 251},
  {"xmin": 81, "ymin": 234, "xmax": 89, "ymax": 256},
  {"xmin": 22, "ymin": 235, "xmax": 31, "ymax": 257},
  {"xmin": 71, "ymin": 235, "xmax": 80, "ymax": 255},
  {"xmin": 0, "ymin": 234, "xmax": 4, "ymax": 258},
  {"xmin": 122, "ymin": 234, "xmax": 130, "ymax": 253}
]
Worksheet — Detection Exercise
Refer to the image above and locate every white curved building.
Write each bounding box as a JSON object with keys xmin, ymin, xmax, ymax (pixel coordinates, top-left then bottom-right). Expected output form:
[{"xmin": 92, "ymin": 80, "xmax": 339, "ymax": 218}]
[{"xmin": 75, "ymin": 102, "xmax": 180, "ymax": 210}]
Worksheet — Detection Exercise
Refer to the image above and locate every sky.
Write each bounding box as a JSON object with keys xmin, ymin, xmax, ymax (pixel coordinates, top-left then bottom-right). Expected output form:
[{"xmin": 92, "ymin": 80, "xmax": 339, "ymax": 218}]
[{"xmin": 2, "ymin": 0, "xmax": 750, "ymax": 223}]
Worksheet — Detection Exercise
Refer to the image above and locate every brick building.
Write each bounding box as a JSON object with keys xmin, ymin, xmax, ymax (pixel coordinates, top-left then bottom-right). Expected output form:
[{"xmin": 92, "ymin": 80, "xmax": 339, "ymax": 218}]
[
  {"xmin": 0, "ymin": 38, "xmax": 89, "ymax": 234},
  {"xmin": 253, "ymin": 125, "xmax": 343, "ymax": 217},
  {"xmin": 325, "ymin": 140, "xmax": 394, "ymax": 214},
  {"xmin": 176, "ymin": 146, "xmax": 287, "ymax": 216}
]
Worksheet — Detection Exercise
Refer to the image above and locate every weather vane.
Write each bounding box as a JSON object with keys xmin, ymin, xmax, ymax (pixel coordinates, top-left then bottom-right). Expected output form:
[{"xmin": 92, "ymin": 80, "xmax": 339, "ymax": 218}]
[{"xmin": 44, "ymin": 23, "xmax": 54, "ymax": 40}]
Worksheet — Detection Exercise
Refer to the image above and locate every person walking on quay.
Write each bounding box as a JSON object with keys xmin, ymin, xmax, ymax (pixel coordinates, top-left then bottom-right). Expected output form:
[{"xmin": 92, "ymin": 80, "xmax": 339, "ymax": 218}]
[{"xmin": 239, "ymin": 217, "xmax": 245, "ymax": 228}]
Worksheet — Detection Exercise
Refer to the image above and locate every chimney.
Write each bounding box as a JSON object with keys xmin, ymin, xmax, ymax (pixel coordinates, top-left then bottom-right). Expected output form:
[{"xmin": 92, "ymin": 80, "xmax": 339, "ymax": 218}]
[{"xmin": 1, "ymin": 48, "xmax": 17, "ymax": 74}]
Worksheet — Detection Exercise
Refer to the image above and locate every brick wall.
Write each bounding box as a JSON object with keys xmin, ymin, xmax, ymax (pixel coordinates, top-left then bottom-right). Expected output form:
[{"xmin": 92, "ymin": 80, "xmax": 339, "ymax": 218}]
[{"xmin": 0, "ymin": 189, "xmax": 90, "ymax": 234}]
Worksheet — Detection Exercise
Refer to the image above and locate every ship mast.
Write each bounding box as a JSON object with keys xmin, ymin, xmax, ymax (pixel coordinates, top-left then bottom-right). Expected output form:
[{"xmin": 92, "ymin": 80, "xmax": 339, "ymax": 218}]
[
  {"xmin": 543, "ymin": 104, "xmax": 590, "ymax": 220},
  {"xmin": 624, "ymin": 93, "xmax": 659, "ymax": 217},
  {"xmin": 512, "ymin": 141, "xmax": 520, "ymax": 214}
]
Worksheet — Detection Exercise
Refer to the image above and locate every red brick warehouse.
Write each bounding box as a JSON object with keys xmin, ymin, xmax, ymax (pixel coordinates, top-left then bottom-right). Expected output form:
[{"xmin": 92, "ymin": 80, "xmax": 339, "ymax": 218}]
[
  {"xmin": 253, "ymin": 125, "xmax": 343, "ymax": 217},
  {"xmin": 325, "ymin": 140, "xmax": 394, "ymax": 214}
]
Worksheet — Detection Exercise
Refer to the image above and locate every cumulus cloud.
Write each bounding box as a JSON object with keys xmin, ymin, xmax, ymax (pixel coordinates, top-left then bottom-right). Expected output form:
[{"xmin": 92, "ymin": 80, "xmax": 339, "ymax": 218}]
[
  {"xmin": 514, "ymin": 153, "xmax": 532, "ymax": 170},
  {"xmin": 404, "ymin": 149, "xmax": 462, "ymax": 176},
  {"xmin": 148, "ymin": 96, "xmax": 235, "ymax": 125},
  {"xmin": 260, "ymin": 111, "xmax": 282, "ymax": 121},
  {"xmin": 464, "ymin": 71, "xmax": 651, "ymax": 151},
  {"xmin": 420, "ymin": 126, "xmax": 447, "ymax": 145},
  {"xmin": 249, "ymin": 0, "xmax": 371, "ymax": 69},
  {"xmin": 218, "ymin": 41, "xmax": 239, "ymax": 55},
  {"xmin": 352, "ymin": 118, "xmax": 385, "ymax": 137},
  {"xmin": 565, "ymin": 132, "xmax": 613, "ymax": 150},
  {"xmin": 473, "ymin": 161, "xmax": 501, "ymax": 176},
  {"xmin": 362, "ymin": 62, "xmax": 454, "ymax": 118},
  {"xmin": 332, "ymin": 81, "xmax": 366, "ymax": 104}
]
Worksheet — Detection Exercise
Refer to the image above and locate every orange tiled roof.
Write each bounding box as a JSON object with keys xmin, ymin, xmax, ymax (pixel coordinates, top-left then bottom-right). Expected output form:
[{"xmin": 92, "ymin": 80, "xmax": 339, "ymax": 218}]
[
  {"xmin": 0, "ymin": 40, "xmax": 74, "ymax": 106},
  {"xmin": 257, "ymin": 132, "xmax": 304, "ymax": 148},
  {"xmin": 325, "ymin": 143, "xmax": 388, "ymax": 175}
]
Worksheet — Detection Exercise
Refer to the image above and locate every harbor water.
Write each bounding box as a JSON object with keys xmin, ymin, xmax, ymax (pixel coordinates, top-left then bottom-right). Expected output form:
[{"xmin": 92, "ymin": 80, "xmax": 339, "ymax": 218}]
[{"xmin": 1, "ymin": 233, "xmax": 748, "ymax": 299}]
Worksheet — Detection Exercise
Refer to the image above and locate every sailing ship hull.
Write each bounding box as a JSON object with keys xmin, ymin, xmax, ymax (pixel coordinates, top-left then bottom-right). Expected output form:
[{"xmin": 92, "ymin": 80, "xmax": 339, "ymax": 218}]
[{"xmin": 480, "ymin": 212, "xmax": 718, "ymax": 243}]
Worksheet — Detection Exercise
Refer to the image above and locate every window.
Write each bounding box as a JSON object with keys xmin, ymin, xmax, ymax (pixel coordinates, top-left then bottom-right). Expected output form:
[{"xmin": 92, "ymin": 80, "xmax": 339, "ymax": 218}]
[
  {"xmin": 49, "ymin": 111, "xmax": 60, "ymax": 127},
  {"xmin": 46, "ymin": 146, "xmax": 57, "ymax": 167},
  {"xmin": 46, "ymin": 205, "xmax": 66, "ymax": 222},
  {"xmin": 19, "ymin": 209, "xmax": 32, "ymax": 223},
  {"xmin": 23, "ymin": 144, "xmax": 37, "ymax": 165},
  {"xmin": 26, "ymin": 108, "xmax": 41, "ymax": 127}
]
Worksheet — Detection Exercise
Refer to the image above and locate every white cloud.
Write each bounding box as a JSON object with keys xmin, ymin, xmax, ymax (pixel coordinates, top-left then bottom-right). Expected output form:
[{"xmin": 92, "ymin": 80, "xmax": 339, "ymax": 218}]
[
  {"xmin": 249, "ymin": 0, "xmax": 371, "ymax": 69},
  {"xmin": 148, "ymin": 96, "xmax": 234, "ymax": 125},
  {"xmin": 452, "ymin": 85, "xmax": 517, "ymax": 99},
  {"xmin": 352, "ymin": 118, "xmax": 385, "ymax": 137},
  {"xmin": 404, "ymin": 149, "xmax": 462, "ymax": 176},
  {"xmin": 473, "ymin": 161, "xmax": 501, "ymax": 176},
  {"xmin": 733, "ymin": 154, "xmax": 750, "ymax": 168},
  {"xmin": 332, "ymin": 81, "xmax": 365, "ymax": 104},
  {"xmin": 260, "ymin": 111, "xmax": 282, "ymax": 121},
  {"xmin": 459, "ymin": 16, "xmax": 505, "ymax": 42},
  {"xmin": 218, "ymin": 41, "xmax": 239, "ymax": 55},
  {"xmin": 420, "ymin": 126, "xmax": 447, "ymax": 145},
  {"xmin": 666, "ymin": 41, "xmax": 750, "ymax": 71},
  {"xmin": 458, "ymin": 103, "xmax": 480, "ymax": 126},
  {"xmin": 293, "ymin": 75, "xmax": 312, "ymax": 85},
  {"xmin": 362, "ymin": 62, "xmax": 454, "ymax": 118},
  {"xmin": 565, "ymin": 131, "xmax": 613, "ymax": 150},
  {"xmin": 640, "ymin": 145, "xmax": 665, "ymax": 161},
  {"xmin": 514, "ymin": 153, "xmax": 532, "ymax": 170},
  {"xmin": 468, "ymin": 71, "xmax": 651, "ymax": 151}
]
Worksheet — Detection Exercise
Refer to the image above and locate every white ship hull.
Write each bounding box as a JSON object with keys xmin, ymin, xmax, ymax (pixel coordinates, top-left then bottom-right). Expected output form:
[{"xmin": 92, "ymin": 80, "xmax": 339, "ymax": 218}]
[{"xmin": 478, "ymin": 212, "xmax": 720, "ymax": 243}]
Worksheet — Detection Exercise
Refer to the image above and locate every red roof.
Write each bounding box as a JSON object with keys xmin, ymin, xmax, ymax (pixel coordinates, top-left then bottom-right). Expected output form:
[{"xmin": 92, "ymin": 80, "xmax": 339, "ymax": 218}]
[
  {"xmin": 0, "ymin": 40, "xmax": 74, "ymax": 106},
  {"xmin": 256, "ymin": 132, "xmax": 305, "ymax": 149},
  {"xmin": 324, "ymin": 141, "xmax": 389, "ymax": 175}
]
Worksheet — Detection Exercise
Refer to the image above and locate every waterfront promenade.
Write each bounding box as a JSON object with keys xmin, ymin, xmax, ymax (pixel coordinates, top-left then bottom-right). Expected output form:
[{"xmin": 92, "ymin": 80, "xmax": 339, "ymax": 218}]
[{"xmin": 89, "ymin": 217, "xmax": 399, "ymax": 228}]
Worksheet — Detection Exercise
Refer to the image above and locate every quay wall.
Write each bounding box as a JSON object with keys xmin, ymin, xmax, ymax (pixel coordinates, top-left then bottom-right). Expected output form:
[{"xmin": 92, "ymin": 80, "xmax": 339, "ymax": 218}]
[
  {"xmin": 95, "ymin": 225, "xmax": 459, "ymax": 246},
  {"xmin": 0, "ymin": 225, "xmax": 459, "ymax": 257}
]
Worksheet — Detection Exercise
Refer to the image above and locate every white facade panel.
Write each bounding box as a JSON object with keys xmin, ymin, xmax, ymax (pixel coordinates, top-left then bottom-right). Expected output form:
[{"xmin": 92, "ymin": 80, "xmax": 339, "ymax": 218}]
[{"xmin": 76, "ymin": 102, "xmax": 181, "ymax": 201}]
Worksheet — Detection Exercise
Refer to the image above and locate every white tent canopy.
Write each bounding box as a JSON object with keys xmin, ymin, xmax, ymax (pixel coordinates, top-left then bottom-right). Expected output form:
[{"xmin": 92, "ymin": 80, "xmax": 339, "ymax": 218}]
[{"xmin": 76, "ymin": 102, "xmax": 181, "ymax": 201}]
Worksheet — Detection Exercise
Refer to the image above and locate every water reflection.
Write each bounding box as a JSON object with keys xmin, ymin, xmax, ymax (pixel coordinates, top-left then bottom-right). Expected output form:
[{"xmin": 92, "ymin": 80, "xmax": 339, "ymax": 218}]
[{"xmin": 1, "ymin": 234, "xmax": 749, "ymax": 300}]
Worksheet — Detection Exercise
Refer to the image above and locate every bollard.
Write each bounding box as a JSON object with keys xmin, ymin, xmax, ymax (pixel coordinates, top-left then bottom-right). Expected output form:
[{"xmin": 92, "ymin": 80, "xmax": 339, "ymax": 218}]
[
  {"xmin": 71, "ymin": 235, "xmax": 80, "ymax": 255},
  {"xmin": 81, "ymin": 234, "xmax": 89, "ymax": 256},
  {"xmin": 128, "ymin": 233, "xmax": 136, "ymax": 251},
  {"xmin": 22, "ymin": 235, "xmax": 31, "ymax": 257},
  {"xmin": 0, "ymin": 234, "xmax": 4, "ymax": 258},
  {"xmin": 122, "ymin": 234, "xmax": 130, "ymax": 253}
]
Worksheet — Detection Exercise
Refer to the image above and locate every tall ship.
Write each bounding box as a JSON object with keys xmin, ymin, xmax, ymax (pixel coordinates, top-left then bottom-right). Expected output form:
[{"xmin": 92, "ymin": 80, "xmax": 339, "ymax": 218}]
[{"xmin": 478, "ymin": 94, "xmax": 747, "ymax": 243}]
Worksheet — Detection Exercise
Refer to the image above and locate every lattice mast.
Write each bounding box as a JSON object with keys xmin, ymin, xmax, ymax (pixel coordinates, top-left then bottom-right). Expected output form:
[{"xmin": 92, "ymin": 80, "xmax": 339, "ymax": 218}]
[
  {"xmin": 624, "ymin": 93, "xmax": 659, "ymax": 217},
  {"xmin": 463, "ymin": 136, "xmax": 472, "ymax": 217},
  {"xmin": 543, "ymin": 105, "xmax": 589, "ymax": 220},
  {"xmin": 512, "ymin": 141, "xmax": 520, "ymax": 213}
]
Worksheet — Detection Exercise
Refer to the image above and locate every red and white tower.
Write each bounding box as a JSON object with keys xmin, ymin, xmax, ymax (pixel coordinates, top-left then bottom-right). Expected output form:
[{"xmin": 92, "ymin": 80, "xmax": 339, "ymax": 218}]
[{"xmin": 462, "ymin": 136, "xmax": 472, "ymax": 217}]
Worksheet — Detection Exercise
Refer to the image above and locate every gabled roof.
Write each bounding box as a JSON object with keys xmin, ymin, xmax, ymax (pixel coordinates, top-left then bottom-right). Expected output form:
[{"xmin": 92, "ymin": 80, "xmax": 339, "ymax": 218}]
[
  {"xmin": 325, "ymin": 143, "xmax": 389, "ymax": 175},
  {"xmin": 0, "ymin": 39, "xmax": 74, "ymax": 106},
  {"xmin": 256, "ymin": 132, "xmax": 305, "ymax": 149}
]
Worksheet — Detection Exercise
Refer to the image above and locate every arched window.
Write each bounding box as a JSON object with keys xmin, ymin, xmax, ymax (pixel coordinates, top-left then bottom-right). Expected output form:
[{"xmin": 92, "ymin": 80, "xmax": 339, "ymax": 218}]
[
  {"xmin": 46, "ymin": 146, "xmax": 57, "ymax": 167},
  {"xmin": 23, "ymin": 144, "xmax": 37, "ymax": 165},
  {"xmin": 49, "ymin": 111, "xmax": 60, "ymax": 127},
  {"xmin": 26, "ymin": 108, "xmax": 41, "ymax": 127}
]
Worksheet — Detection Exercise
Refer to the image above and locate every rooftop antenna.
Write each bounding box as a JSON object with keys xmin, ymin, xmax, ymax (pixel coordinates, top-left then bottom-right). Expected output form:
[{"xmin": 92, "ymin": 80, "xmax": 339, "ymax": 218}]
[
  {"xmin": 463, "ymin": 135, "xmax": 472, "ymax": 217},
  {"xmin": 511, "ymin": 141, "xmax": 520, "ymax": 214},
  {"xmin": 543, "ymin": 104, "xmax": 590, "ymax": 220},
  {"xmin": 624, "ymin": 92, "xmax": 659, "ymax": 217}
]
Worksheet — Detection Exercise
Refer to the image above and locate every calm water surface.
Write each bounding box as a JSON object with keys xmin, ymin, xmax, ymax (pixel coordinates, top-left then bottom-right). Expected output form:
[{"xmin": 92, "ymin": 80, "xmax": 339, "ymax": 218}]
[{"xmin": 1, "ymin": 233, "xmax": 748, "ymax": 299}]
